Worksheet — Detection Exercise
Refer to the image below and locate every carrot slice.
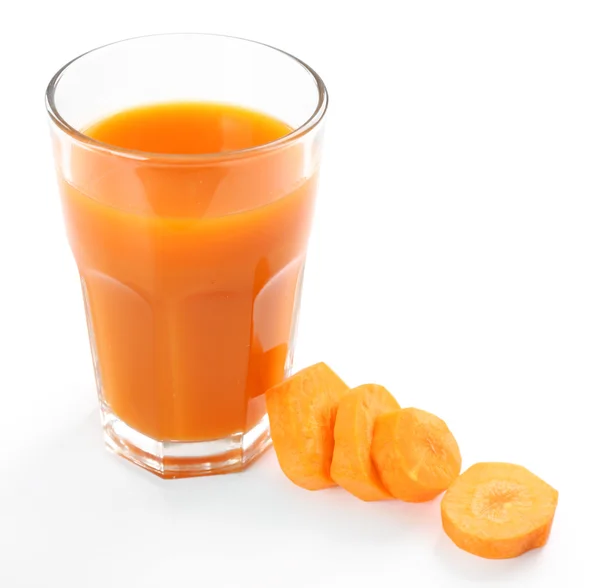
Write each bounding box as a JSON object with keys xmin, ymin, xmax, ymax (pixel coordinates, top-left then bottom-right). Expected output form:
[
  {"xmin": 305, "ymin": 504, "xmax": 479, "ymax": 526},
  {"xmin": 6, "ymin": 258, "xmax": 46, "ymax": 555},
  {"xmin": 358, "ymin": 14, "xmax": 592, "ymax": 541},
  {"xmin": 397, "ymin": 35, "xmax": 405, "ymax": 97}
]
[
  {"xmin": 371, "ymin": 408, "xmax": 462, "ymax": 502},
  {"xmin": 441, "ymin": 462, "xmax": 558, "ymax": 559},
  {"xmin": 266, "ymin": 362, "xmax": 349, "ymax": 490},
  {"xmin": 330, "ymin": 384, "xmax": 400, "ymax": 501}
]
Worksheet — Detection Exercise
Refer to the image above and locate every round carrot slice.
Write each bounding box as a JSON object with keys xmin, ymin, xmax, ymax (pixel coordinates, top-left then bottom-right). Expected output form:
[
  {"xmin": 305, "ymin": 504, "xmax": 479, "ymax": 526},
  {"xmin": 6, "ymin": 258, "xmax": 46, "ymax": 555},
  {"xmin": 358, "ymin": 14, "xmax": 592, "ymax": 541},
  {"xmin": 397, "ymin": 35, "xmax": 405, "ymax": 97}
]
[
  {"xmin": 371, "ymin": 408, "xmax": 462, "ymax": 502},
  {"xmin": 441, "ymin": 462, "xmax": 558, "ymax": 559},
  {"xmin": 266, "ymin": 362, "xmax": 349, "ymax": 490},
  {"xmin": 330, "ymin": 384, "xmax": 400, "ymax": 501}
]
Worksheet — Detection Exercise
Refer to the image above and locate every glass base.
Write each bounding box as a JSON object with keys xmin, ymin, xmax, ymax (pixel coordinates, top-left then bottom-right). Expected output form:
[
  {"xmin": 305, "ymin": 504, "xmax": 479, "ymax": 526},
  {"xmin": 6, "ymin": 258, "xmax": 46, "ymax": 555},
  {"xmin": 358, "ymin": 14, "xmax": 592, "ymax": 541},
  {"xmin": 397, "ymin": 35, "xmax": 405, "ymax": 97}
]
[{"xmin": 101, "ymin": 404, "xmax": 272, "ymax": 479}]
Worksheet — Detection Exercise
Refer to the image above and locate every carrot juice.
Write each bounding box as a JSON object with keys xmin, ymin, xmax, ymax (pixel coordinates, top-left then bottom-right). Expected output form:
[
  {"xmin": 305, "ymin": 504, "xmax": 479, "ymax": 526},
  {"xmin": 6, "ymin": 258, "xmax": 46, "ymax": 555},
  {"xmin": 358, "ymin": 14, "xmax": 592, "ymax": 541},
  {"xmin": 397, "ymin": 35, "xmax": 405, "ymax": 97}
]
[
  {"xmin": 56, "ymin": 102, "xmax": 319, "ymax": 463},
  {"xmin": 47, "ymin": 33, "xmax": 328, "ymax": 477}
]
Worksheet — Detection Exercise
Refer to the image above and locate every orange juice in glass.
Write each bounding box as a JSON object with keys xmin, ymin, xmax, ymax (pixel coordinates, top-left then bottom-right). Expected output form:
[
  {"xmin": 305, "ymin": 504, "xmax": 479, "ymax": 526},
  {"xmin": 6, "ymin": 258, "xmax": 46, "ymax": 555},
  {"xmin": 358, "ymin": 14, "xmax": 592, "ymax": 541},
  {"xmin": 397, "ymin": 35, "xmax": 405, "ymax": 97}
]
[{"xmin": 46, "ymin": 34, "xmax": 327, "ymax": 478}]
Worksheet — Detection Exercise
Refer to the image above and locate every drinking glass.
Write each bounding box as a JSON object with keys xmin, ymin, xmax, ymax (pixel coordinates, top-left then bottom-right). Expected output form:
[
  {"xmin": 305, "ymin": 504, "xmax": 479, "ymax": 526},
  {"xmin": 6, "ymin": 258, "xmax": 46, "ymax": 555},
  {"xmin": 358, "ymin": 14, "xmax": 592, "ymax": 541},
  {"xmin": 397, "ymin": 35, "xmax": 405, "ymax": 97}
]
[{"xmin": 46, "ymin": 34, "xmax": 328, "ymax": 478}]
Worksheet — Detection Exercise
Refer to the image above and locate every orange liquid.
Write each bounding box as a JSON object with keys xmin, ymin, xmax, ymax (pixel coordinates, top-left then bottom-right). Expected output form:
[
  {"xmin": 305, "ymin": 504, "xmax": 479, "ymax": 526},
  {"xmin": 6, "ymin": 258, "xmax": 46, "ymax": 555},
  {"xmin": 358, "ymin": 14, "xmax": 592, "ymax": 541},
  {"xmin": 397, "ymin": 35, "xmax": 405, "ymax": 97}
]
[{"xmin": 59, "ymin": 102, "xmax": 317, "ymax": 441}]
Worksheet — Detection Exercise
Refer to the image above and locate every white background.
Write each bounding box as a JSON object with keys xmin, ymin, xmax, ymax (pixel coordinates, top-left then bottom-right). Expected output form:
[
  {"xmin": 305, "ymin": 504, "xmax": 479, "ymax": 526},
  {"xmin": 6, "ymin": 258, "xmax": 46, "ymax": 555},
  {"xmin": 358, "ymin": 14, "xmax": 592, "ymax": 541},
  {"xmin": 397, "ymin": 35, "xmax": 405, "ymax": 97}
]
[{"xmin": 0, "ymin": 1, "xmax": 598, "ymax": 586}]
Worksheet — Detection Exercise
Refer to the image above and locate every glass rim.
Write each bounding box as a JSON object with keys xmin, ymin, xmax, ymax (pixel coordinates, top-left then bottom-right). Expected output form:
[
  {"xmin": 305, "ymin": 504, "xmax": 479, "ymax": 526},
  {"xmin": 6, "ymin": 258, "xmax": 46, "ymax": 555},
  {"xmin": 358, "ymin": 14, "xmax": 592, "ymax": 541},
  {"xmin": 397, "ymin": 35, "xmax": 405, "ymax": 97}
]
[{"xmin": 45, "ymin": 32, "xmax": 328, "ymax": 163}]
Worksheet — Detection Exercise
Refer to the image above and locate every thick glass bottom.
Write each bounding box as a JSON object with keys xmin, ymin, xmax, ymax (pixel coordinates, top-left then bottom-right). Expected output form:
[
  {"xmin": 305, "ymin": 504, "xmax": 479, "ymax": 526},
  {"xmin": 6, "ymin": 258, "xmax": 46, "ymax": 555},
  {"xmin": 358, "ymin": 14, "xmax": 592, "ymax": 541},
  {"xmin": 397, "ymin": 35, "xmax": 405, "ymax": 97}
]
[{"xmin": 101, "ymin": 403, "xmax": 271, "ymax": 479}]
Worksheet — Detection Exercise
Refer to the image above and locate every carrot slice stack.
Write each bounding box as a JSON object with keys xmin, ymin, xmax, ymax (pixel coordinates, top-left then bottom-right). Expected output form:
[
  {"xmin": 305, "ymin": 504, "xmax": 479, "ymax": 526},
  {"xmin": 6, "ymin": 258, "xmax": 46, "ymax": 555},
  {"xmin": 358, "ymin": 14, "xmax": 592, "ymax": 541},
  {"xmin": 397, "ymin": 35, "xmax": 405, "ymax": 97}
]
[
  {"xmin": 266, "ymin": 362, "xmax": 349, "ymax": 490},
  {"xmin": 371, "ymin": 408, "xmax": 462, "ymax": 502},
  {"xmin": 441, "ymin": 462, "xmax": 558, "ymax": 559},
  {"xmin": 330, "ymin": 384, "xmax": 400, "ymax": 501}
]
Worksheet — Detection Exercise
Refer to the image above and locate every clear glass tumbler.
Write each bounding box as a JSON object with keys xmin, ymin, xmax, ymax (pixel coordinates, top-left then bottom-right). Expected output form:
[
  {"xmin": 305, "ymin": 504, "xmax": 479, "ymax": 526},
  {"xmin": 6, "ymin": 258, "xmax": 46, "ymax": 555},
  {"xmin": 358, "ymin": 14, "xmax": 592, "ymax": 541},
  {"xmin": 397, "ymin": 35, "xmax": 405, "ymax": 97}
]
[{"xmin": 46, "ymin": 34, "xmax": 328, "ymax": 478}]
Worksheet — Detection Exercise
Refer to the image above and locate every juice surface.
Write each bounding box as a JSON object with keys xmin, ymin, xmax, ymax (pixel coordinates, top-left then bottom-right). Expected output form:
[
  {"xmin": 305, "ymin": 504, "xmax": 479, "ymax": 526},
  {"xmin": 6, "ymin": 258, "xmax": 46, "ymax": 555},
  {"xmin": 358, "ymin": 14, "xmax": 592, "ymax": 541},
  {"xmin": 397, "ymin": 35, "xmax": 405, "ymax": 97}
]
[
  {"xmin": 60, "ymin": 102, "xmax": 317, "ymax": 441},
  {"xmin": 86, "ymin": 102, "xmax": 292, "ymax": 154}
]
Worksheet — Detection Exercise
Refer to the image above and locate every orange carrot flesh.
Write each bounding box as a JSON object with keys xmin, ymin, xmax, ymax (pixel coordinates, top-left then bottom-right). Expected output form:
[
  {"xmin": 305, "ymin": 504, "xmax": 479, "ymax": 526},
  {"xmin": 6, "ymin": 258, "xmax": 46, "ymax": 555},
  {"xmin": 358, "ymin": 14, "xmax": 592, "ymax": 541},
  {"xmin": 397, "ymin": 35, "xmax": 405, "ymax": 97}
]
[
  {"xmin": 371, "ymin": 408, "xmax": 462, "ymax": 502},
  {"xmin": 266, "ymin": 362, "xmax": 349, "ymax": 490},
  {"xmin": 330, "ymin": 384, "xmax": 400, "ymax": 501},
  {"xmin": 441, "ymin": 462, "xmax": 558, "ymax": 559}
]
